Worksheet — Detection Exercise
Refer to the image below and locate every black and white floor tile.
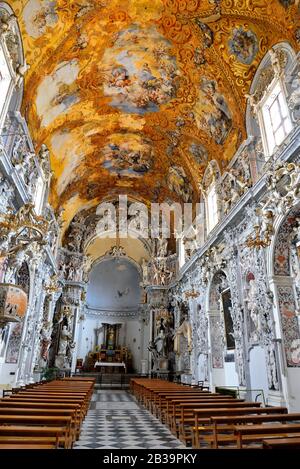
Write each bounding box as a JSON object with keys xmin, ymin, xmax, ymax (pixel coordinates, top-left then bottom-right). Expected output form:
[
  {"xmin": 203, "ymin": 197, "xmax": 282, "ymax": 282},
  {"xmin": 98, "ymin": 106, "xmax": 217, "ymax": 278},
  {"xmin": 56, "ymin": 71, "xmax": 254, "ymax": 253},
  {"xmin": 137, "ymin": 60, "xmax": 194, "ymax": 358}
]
[{"xmin": 74, "ymin": 390, "xmax": 185, "ymax": 449}]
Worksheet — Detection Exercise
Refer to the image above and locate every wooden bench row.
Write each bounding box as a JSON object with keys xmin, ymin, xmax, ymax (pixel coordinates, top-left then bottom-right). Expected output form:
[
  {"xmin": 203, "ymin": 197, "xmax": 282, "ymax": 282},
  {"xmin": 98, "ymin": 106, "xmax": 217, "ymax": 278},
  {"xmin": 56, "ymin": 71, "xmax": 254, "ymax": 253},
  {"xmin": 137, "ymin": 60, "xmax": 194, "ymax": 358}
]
[
  {"xmin": 131, "ymin": 378, "xmax": 300, "ymax": 449},
  {"xmin": 0, "ymin": 377, "xmax": 95, "ymax": 449}
]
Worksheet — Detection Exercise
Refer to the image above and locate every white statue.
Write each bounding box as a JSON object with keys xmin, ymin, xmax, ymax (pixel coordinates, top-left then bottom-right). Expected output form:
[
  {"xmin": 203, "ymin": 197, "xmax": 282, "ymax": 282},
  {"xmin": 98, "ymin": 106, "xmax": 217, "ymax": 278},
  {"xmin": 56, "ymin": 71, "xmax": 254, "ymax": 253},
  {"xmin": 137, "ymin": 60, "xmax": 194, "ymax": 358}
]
[
  {"xmin": 151, "ymin": 259, "xmax": 160, "ymax": 285},
  {"xmin": 67, "ymin": 264, "xmax": 75, "ymax": 281},
  {"xmin": 266, "ymin": 344, "xmax": 279, "ymax": 390},
  {"xmin": 58, "ymin": 326, "xmax": 71, "ymax": 355},
  {"xmin": 173, "ymin": 313, "xmax": 192, "ymax": 354},
  {"xmin": 157, "ymin": 238, "xmax": 168, "ymax": 258},
  {"xmin": 245, "ymin": 279, "xmax": 261, "ymax": 337}
]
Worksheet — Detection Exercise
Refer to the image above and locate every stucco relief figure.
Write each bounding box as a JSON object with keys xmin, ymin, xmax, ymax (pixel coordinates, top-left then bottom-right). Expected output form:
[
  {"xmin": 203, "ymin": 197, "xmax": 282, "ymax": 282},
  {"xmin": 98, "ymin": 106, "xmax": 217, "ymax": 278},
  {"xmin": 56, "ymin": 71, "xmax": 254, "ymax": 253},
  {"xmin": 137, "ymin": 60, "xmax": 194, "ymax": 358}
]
[
  {"xmin": 58, "ymin": 325, "xmax": 71, "ymax": 355},
  {"xmin": 141, "ymin": 258, "xmax": 148, "ymax": 284},
  {"xmin": 154, "ymin": 329, "xmax": 166, "ymax": 356},
  {"xmin": 157, "ymin": 238, "xmax": 168, "ymax": 258},
  {"xmin": 245, "ymin": 278, "xmax": 261, "ymax": 340},
  {"xmin": 40, "ymin": 329, "xmax": 51, "ymax": 360},
  {"xmin": 148, "ymin": 341, "xmax": 161, "ymax": 371},
  {"xmin": 173, "ymin": 313, "xmax": 192, "ymax": 355},
  {"xmin": 266, "ymin": 345, "xmax": 279, "ymax": 390}
]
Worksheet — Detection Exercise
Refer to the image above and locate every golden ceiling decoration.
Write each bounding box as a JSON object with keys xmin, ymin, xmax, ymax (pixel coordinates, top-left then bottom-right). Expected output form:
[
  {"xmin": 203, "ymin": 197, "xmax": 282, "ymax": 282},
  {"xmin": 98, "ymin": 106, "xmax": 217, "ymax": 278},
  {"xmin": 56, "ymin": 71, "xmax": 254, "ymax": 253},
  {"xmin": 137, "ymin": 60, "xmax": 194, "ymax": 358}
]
[{"xmin": 8, "ymin": 0, "xmax": 300, "ymax": 229}]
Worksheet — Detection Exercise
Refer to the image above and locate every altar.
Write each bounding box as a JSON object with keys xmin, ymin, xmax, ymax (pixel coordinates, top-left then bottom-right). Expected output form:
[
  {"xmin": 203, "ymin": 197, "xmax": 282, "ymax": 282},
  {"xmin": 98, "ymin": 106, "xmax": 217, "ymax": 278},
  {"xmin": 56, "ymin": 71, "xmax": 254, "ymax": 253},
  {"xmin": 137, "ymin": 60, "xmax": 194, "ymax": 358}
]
[{"xmin": 94, "ymin": 361, "xmax": 126, "ymax": 373}]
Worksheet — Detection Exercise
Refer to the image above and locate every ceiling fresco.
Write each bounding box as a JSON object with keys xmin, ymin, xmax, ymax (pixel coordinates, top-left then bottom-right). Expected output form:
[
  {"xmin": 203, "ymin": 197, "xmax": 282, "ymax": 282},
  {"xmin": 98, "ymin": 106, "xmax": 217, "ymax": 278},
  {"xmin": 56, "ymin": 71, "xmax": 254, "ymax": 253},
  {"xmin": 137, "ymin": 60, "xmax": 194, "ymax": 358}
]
[{"xmin": 8, "ymin": 0, "xmax": 300, "ymax": 229}]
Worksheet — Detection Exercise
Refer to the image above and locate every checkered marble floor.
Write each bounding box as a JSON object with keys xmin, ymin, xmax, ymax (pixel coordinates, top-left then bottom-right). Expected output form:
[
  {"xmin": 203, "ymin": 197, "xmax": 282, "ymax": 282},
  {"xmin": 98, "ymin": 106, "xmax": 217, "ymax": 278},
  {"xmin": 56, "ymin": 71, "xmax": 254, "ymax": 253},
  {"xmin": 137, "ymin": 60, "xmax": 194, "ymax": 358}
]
[{"xmin": 74, "ymin": 390, "xmax": 186, "ymax": 449}]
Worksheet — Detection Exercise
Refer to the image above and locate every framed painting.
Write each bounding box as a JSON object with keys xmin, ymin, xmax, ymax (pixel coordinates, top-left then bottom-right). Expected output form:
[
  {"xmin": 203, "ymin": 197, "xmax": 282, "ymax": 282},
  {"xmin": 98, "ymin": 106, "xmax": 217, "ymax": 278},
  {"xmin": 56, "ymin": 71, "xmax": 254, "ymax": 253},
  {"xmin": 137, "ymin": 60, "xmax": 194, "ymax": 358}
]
[
  {"xmin": 5, "ymin": 321, "xmax": 23, "ymax": 364},
  {"xmin": 221, "ymin": 289, "xmax": 235, "ymax": 350}
]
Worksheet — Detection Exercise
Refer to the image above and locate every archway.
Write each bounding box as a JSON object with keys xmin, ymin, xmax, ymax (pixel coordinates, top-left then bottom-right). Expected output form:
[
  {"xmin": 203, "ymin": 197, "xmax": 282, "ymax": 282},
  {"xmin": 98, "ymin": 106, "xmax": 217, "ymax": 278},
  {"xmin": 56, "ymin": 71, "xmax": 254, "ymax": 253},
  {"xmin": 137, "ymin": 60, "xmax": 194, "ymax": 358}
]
[
  {"xmin": 268, "ymin": 207, "xmax": 300, "ymax": 410},
  {"xmin": 77, "ymin": 256, "xmax": 149, "ymax": 374},
  {"xmin": 208, "ymin": 271, "xmax": 239, "ymax": 388}
]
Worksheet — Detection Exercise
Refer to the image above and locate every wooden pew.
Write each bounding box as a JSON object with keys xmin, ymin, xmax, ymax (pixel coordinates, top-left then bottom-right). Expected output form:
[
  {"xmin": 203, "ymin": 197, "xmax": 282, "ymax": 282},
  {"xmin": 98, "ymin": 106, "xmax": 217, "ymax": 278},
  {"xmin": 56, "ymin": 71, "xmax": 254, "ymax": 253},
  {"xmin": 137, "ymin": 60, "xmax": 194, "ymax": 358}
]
[
  {"xmin": 234, "ymin": 423, "xmax": 300, "ymax": 448},
  {"xmin": 178, "ymin": 402, "xmax": 262, "ymax": 444},
  {"xmin": 0, "ymin": 401, "xmax": 82, "ymax": 419},
  {"xmin": 0, "ymin": 415, "xmax": 73, "ymax": 447},
  {"xmin": 262, "ymin": 437, "xmax": 300, "ymax": 449},
  {"xmin": 0, "ymin": 426, "xmax": 67, "ymax": 448},
  {"xmin": 0, "ymin": 407, "xmax": 80, "ymax": 439},
  {"xmin": 155, "ymin": 393, "xmax": 223, "ymax": 420},
  {"xmin": 166, "ymin": 398, "xmax": 244, "ymax": 433},
  {"xmin": 209, "ymin": 412, "xmax": 300, "ymax": 448},
  {"xmin": 191, "ymin": 406, "xmax": 288, "ymax": 448},
  {"xmin": 0, "ymin": 435, "xmax": 59, "ymax": 447},
  {"xmin": 0, "ymin": 443, "xmax": 56, "ymax": 449},
  {"xmin": 0, "ymin": 377, "xmax": 94, "ymax": 449}
]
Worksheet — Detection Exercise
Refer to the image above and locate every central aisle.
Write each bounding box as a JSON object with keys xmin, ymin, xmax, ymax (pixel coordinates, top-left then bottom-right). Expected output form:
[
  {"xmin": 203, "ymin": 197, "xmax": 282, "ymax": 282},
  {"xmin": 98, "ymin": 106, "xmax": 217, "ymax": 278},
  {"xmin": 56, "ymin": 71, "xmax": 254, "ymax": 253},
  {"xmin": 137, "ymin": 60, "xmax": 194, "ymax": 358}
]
[{"xmin": 74, "ymin": 389, "xmax": 185, "ymax": 449}]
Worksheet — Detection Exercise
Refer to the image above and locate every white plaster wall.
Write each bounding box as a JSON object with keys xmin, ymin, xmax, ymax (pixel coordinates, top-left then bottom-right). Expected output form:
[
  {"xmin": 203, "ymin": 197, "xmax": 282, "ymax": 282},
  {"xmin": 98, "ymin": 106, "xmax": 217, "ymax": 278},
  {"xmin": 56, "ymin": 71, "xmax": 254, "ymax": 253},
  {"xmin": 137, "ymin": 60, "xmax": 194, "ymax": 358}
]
[
  {"xmin": 224, "ymin": 361, "xmax": 239, "ymax": 386},
  {"xmin": 211, "ymin": 368, "xmax": 226, "ymax": 388},
  {"xmin": 77, "ymin": 316, "xmax": 97, "ymax": 360},
  {"xmin": 87, "ymin": 258, "xmax": 141, "ymax": 310},
  {"xmin": 0, "ymin": 363, "xmax": 18, "ymax": 388},
  {"xmin": 287, "ymin": 368, "xmax": 300, "ymax": 412},
  {"xmin": 249, "ymin": 346, "xmax": 269, "ymax": 403}
]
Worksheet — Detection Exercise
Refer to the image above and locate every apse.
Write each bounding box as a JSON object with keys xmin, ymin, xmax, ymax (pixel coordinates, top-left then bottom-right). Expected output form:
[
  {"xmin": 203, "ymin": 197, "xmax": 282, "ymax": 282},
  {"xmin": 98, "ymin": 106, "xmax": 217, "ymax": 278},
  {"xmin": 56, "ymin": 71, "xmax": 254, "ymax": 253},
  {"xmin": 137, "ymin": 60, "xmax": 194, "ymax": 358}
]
[{"xmin": 86, "ymin": 258, "xmax": 141, "ymax": 310}]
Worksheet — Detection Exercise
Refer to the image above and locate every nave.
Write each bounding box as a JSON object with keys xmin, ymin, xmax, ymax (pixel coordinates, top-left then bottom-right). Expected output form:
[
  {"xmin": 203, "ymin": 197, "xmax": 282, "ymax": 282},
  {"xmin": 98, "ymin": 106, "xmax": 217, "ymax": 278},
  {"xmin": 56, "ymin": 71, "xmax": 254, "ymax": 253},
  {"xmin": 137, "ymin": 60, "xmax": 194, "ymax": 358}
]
[
  {"xmin": 74, "ymin": 389, "xmax": 185, "ymax": 450},
  {"xmin": 0, "ymin": 1, "xmax": 300, "ymax": 454}
]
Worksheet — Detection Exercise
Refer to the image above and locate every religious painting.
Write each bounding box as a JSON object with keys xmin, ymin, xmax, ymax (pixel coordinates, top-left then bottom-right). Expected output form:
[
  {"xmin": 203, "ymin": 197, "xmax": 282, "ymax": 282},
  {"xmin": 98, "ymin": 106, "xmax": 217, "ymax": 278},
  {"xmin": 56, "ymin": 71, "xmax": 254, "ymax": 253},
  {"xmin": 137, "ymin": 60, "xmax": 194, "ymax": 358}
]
[
  {"xmin": 278, "ymin": 0, "xmax": 296, "ymax": 7},
  {"xmin": 277, "ymin": 285, "xmax": 300, "ymax": 367},
  {"xmin": 5, "ymin": 321, "xmax": 24, "ymax": 364},
  {"xmin": 228, "ymin": 27, "xmax": 258, "ymax": 65},
  {"xmin": 194, "ymin": 19, "xmax": 214, "ymax": 48},
  {"xmin": 102, "ymin": 134, "xmax": 154, "ymax": 177},
  {"xmin": 194, "ymin": 78, "xmax": 232, "ymax": 145},
  {"xmin": 23, "ymin": 0, "xmax": 58, "ymax": 39},
  {"xmin": 102, "ymin": 24, "xmax": 179, "ymax": 114},
  {"xmin": 221, "ymin": 289, "xmax": 235, "ymax": 350},
  {"xmin": 167, "ymin": 165, "xmax": 192, "ymax": 202},
  {"xmin": 36, "ymin": 59, "xmax": 80, "ymax": 127},
  {"xmin": 189, "ymin": 143, "xmax": 209, "ymax": 165}
]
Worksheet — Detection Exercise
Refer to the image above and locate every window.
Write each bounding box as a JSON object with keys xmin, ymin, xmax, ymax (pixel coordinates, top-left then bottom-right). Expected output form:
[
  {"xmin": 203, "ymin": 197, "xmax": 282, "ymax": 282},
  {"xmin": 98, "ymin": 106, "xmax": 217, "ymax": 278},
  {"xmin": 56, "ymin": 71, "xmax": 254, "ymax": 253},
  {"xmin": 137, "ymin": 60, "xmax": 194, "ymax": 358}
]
[
  {"xmin": 0, "ymin": 42, "xmax": 13, "ymax": 125},
  {"xmin": 206, "ymin": 184, "xmax": 218, "ymax": 233},
  {"xmin": 260, "ymin": 81, "xmax": 293, "ymax": 156}
]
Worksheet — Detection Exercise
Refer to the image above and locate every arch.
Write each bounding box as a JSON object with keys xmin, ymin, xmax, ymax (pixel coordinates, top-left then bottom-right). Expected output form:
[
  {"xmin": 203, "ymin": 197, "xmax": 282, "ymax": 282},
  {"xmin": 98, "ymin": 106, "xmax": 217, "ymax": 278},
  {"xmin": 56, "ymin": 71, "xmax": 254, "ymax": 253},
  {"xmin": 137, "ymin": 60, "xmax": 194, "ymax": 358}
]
[
  {"xmin": 207, "ymin": 270, "xmax": 239, "ymax": 387},
  {"xmin": 90, "ymin": 253, "xmax": 142, "ymax": 278},
  {"xmin": 267, "ymin": 205, "xmax": 300, "ymax": 368}
]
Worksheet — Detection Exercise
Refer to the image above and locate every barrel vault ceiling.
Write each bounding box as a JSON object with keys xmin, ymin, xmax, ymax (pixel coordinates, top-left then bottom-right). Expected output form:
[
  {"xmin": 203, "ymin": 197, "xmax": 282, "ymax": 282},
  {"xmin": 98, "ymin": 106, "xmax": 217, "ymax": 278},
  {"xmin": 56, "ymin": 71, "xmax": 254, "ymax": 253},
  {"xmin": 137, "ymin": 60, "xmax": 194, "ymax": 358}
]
[{"xmin": 9, "ymin": 0, "xmax": 300, "ymax": 229}]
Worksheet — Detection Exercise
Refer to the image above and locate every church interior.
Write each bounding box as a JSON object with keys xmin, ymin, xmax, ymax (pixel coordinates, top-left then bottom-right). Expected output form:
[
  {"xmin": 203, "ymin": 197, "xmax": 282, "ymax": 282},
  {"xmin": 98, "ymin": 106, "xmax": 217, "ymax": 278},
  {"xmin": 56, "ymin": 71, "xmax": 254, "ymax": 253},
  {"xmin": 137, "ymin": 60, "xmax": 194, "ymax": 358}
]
[{"xmin": 0, "ymin": 0, "xmax": 300, "ymax": 451}]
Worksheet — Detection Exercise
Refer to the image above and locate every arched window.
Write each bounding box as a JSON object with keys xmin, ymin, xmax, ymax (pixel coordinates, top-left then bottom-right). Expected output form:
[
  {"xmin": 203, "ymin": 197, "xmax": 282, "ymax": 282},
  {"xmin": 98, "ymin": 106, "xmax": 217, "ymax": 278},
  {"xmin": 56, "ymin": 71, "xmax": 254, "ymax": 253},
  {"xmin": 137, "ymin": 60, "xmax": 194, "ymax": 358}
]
[
  {"xmin": 0, "ymin": 3, "xmax": 25, "ymax": 130},
  {"xmin": 201, "ymin": 160, "xmax": 220, "ymax": 235},
  {"xmin": 257, "ymin": 78, "xmax": 292, "ymax": 157},
  {"xmin": 247, "ymin": 44, "xmax": 295, "ymax": 160},
  {"xmin": 206, "ymin": 184, "xmax": 218, "ymax": 233},
  {"xmin": 0, "ymin": 31, "xmax": 13, "ymax": 127}
]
